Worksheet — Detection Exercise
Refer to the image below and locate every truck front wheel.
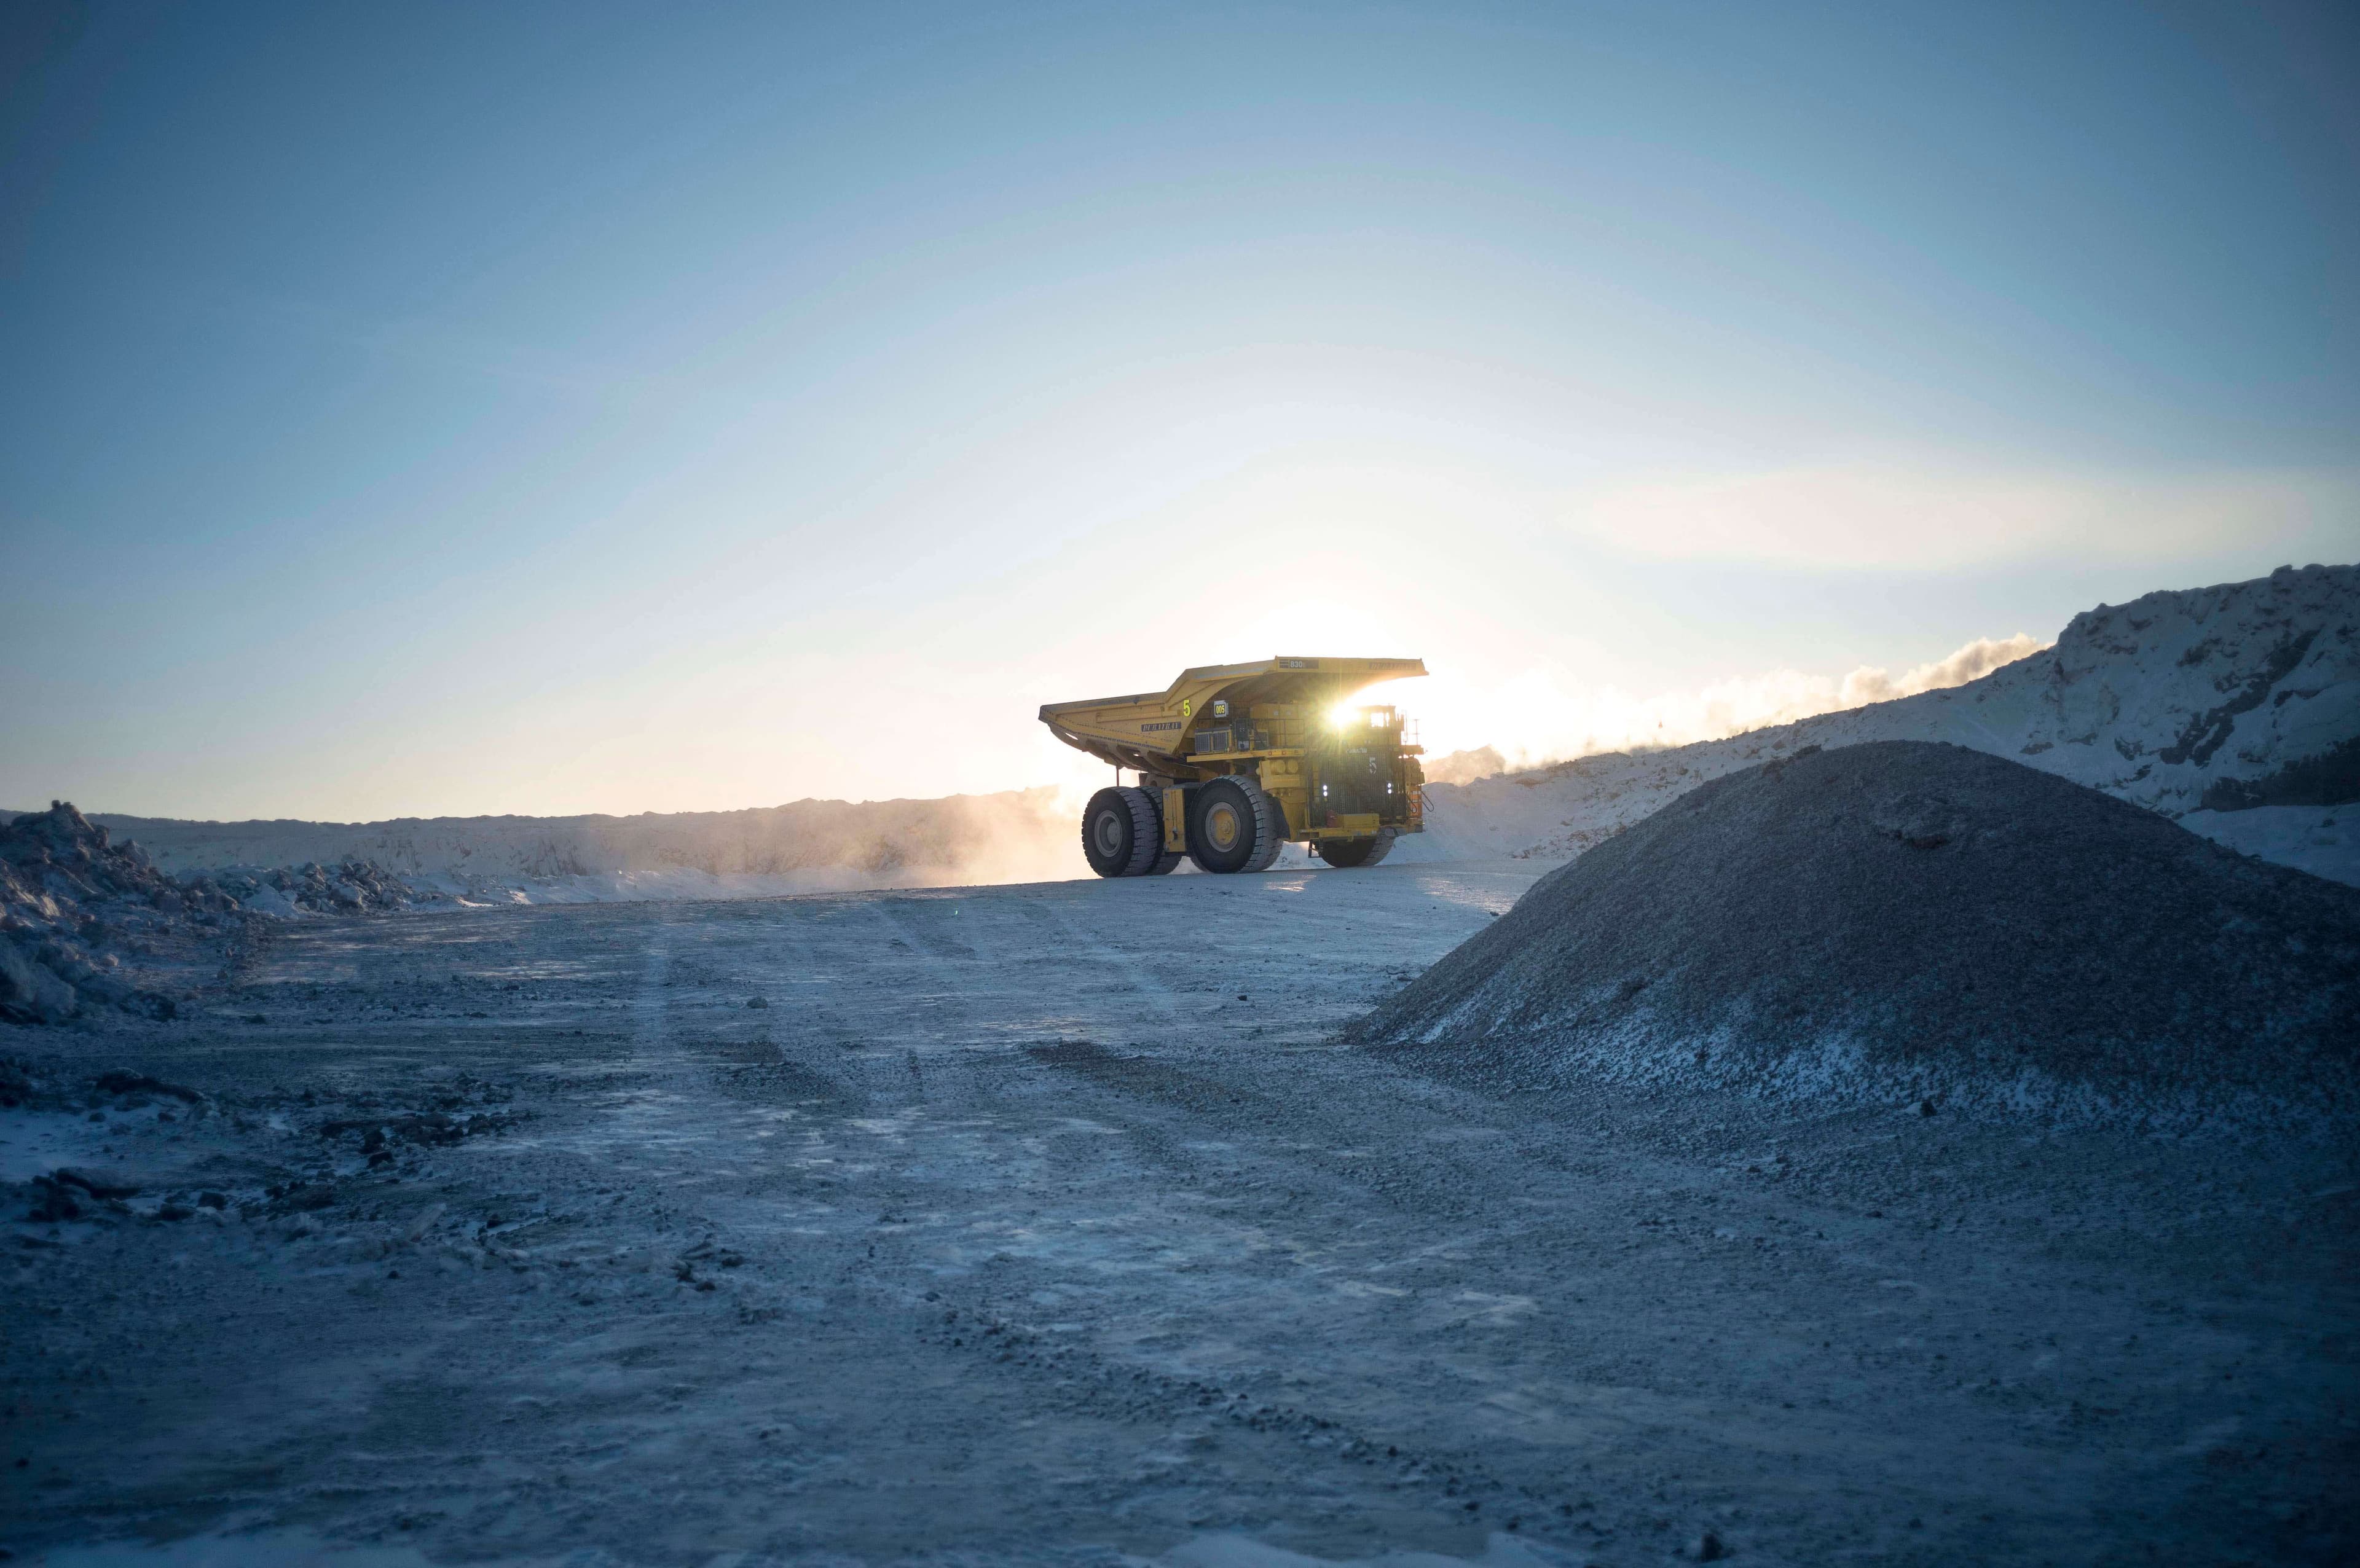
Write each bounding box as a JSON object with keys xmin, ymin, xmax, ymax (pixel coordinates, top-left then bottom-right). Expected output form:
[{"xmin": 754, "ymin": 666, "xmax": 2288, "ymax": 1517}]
[
  {"xmin": 1318, "ymin": 828, "xmax": 1396, "ymax": 868},
  {"xmin": 1187, "ymin": 777, "xmax": 1283, "ymax": 874}
]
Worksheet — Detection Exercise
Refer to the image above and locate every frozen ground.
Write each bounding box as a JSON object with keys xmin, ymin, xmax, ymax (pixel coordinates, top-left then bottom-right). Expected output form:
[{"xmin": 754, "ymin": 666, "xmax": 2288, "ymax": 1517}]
[{"xmin": 6, "ymin": 862, "xmax": 2355, "ymax": 1566}]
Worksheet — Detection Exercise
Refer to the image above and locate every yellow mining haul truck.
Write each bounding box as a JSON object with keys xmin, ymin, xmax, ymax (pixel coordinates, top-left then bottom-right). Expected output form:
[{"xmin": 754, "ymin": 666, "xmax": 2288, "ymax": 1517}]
[{"xmin": 1041, "ymin": 656, "xmax": 1428, "ymax": 877}]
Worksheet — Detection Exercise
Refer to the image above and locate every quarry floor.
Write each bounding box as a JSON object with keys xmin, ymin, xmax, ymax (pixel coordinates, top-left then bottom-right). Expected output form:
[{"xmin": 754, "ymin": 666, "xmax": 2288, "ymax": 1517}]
[{"xmin": 4, "ymin": 864, "xmax": 2356, "ymax": 1567}]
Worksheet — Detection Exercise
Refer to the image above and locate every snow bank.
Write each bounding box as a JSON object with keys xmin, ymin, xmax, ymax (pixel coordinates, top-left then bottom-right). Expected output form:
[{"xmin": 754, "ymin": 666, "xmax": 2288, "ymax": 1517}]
[{"xmin": 1401, "ymin": 563, "xmax": 2360, "ymax": 885}]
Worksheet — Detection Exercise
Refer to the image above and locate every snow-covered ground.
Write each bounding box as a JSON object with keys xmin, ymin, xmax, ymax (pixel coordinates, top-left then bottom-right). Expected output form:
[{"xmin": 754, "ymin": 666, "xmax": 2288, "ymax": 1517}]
[
  {"xmin": 6, "ymin": 867, "xmax": 2353, "ymax": 1564},
  {"xmin": 1404, "ymin": 562, "xmax": 2359, "ymax": 885},
  {"xmin": 7, "ymin": 567, "xmax": 2348, "ymax": 1563}
]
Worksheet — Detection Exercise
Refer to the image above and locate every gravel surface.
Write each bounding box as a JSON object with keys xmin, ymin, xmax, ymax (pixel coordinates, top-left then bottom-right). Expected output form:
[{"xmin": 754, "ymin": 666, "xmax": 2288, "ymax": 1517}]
[
  {"xmin": 4, "ymin": 861, "xmax": 2356, "ymax": 1566},
  {"xmin": 1364, "ymin": 742, "xmax": 2360, "ymax": 1132}
]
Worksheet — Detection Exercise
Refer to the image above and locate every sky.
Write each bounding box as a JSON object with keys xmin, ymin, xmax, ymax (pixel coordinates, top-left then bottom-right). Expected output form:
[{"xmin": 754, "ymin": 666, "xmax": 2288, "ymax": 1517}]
[{"xmin": 3, "ymin": 0, "xmax": 2356, "ymax": 821}]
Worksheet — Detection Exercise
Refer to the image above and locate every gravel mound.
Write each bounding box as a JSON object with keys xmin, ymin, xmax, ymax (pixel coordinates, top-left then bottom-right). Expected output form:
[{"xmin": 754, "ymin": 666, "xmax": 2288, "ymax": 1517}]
[
  {"xmin": 1359, "ymin": 742, "xmax": 2360, "ymax": 1131},
  {"xmin": 1, "ymin": 802, "xmax": 409, "ymax": 1025}
]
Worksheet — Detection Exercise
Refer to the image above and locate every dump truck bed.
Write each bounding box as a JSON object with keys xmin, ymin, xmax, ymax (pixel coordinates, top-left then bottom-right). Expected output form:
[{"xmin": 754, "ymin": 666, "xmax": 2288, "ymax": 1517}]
[{"xmin": 1040, "ymin": 656, "xmax": 1426, "ymax": 776}]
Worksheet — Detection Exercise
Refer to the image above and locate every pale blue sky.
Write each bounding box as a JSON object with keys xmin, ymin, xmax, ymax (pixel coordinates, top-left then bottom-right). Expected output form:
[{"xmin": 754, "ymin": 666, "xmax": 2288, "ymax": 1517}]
[{"xmin": 4, "ymin": 1, "xmax": 2356, "ymax": 817}]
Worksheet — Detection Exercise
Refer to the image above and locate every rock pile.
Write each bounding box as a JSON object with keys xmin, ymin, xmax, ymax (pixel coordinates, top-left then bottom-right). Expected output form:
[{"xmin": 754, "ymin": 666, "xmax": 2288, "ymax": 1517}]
[
  {"xmin": 201, "ymin": 858, "xmax": 412, "ymax": 917},
  {"xmin": 2, "ymin": 802, "xmax": 234, "ymax": 1024},
  {"xmin": 1360, "ymin": 742, "xmax": 2360, "ymax": 1131},
  {"xmin": 1, "ymin": 802, "xmax": 410, "ymax": 1025}
]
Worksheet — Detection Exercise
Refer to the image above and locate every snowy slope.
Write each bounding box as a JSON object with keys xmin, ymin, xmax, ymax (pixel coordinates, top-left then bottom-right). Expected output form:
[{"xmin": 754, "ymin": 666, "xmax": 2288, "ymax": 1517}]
[{"xmin": 1403, "ymin": 563, "xmax": 2360, "ymax": 886}]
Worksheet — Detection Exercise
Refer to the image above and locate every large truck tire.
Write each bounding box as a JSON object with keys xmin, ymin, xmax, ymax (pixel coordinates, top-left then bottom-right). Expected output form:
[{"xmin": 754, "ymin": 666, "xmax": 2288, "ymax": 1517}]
[
  {"xmin": 1080, "ymin": 786, "xmax": 1163, "ymax": 877},
  {"xmin": 1242, "ymin": 782, "xmax": 1287, "ymax": 872},
  {"xmin": 1319, "ymin": 828, "xmax": 1396, "ymax": 868},
  {"xmin": 1187, "ymin": 777, "xmax": 1283, "ymax": 874}
]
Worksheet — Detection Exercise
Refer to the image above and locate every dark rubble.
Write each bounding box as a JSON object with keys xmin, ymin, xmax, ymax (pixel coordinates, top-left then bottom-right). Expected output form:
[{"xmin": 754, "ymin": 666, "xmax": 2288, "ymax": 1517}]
[
  {"xmin": 1359, "ymin": 740, "xmax": 2360, "ymax": 1132},
  {"xmin": 1, "ymin": 801, "xmax": 409, "ymax": 1025}
]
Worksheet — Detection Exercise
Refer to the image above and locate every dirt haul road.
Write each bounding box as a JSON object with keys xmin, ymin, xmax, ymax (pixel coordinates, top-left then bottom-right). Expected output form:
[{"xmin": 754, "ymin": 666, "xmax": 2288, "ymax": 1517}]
[{"xmin": 4, "ymin": 864, "xmax": 2355, "ymax": 1566}]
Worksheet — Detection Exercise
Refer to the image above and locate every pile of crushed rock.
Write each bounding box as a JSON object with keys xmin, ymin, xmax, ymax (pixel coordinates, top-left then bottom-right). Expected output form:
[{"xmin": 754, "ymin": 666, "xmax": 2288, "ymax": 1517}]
[
  {"xmin": 1359, "ymin": 742, "xmax": 2360, "ymax": 1132},
  {"xmin": 199, "ymin": 858, "xmax": 412, "ymax": 918},
  {"xmin": 1, "ymin": 802, "xmax": 409, "ymax": 1026}
]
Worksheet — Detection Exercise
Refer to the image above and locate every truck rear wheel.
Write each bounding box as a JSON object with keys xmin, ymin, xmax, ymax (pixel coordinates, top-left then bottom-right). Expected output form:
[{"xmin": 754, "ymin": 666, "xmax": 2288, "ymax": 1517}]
[
  {"xmin": 1318, "ymin": 828, "xmax": 1396, "ymax": 868},
  {"xmin": 1187, "ymin": 777, "xmax": 1283, "ymax": 874},
  {"xmin": 1081, "ymin": 786, "xmax": 1162, "ymax": 877}
]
